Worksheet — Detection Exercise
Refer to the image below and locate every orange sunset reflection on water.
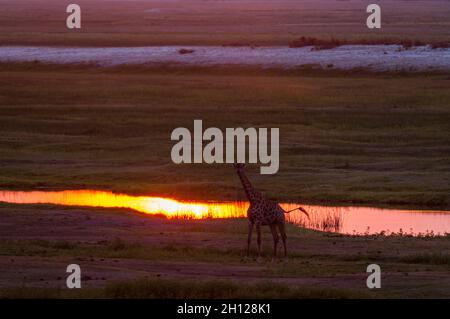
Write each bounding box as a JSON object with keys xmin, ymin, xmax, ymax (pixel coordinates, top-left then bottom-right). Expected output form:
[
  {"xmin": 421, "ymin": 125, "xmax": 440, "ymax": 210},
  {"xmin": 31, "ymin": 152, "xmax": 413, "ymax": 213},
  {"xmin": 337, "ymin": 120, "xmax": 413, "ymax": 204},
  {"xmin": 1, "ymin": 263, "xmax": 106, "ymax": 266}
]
[{"xmin": 0, "ymin": 190, "xmax": 449, "ymax": 236}]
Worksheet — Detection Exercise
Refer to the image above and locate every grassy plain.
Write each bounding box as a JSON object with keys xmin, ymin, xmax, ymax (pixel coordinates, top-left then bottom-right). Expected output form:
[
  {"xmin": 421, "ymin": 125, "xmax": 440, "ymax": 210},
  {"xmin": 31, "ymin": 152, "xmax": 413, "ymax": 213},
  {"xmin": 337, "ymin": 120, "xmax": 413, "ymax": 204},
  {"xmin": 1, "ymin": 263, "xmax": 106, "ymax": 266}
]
[{"xmin": 0, "ymin": 63, "xmax": 449, "ymax": 208}]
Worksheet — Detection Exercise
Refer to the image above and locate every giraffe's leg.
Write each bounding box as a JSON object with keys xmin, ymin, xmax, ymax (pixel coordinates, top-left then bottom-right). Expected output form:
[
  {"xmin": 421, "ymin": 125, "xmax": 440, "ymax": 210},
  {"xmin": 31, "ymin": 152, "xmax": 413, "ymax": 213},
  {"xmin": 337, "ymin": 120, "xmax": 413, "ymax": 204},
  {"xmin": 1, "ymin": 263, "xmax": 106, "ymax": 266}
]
[
  {"xmin": 269, "ymin": 224, "xmax": 279, "ymax": 262},
  {"xmin": 278, "ymin": 222, "xmax": 288, "ymax": 258},
  {"xmin": 247, "ymin": 221, "xmax": 254, "ymax": 257},
  {"xmin": 256, "ymin": 223, "xmax": 262, "ymax": 259}
]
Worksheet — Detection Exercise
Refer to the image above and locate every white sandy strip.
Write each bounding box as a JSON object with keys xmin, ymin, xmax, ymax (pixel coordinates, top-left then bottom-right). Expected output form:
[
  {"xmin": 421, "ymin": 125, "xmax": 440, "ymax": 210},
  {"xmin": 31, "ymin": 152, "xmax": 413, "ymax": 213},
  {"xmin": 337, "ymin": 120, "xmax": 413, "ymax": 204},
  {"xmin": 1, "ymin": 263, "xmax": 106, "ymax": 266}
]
[{"xmin": 1, "ymin": 45, "xmax": 450, "ymax": 71}]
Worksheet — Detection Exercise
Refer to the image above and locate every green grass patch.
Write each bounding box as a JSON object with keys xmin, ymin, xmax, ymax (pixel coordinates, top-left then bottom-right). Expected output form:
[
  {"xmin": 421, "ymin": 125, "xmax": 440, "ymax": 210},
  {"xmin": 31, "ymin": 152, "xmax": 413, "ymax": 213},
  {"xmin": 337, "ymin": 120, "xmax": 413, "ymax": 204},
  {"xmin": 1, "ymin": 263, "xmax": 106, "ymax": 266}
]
[{"xmin": 0, "ymin": 278, "xmax": 373, "ymax": 299}]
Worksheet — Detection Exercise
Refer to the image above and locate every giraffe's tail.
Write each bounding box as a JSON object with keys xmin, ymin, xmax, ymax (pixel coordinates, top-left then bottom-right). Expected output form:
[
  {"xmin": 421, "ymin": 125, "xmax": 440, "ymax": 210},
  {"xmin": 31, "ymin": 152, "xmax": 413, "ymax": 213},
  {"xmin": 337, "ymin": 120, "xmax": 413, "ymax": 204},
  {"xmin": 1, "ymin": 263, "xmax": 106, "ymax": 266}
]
[{"xmin": 284, "ymin": 206, "xmax": 310, "ymax": 219}]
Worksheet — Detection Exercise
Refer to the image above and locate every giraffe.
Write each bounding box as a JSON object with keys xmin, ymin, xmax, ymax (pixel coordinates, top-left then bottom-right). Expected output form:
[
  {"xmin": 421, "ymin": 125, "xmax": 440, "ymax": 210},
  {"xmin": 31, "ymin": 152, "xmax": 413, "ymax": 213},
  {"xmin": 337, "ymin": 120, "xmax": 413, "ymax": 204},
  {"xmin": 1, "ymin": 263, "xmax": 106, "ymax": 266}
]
[{"xmin": 233, "ymin": 163, "xmax": 309, "ymax": 260}]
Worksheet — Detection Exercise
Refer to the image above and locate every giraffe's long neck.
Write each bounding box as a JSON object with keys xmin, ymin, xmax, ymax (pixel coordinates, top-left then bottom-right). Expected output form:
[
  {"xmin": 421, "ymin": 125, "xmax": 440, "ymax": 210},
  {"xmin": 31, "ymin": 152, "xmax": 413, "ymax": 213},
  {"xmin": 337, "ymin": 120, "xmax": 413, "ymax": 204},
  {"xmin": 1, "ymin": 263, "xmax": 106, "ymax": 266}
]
[{"xmin": 236, "ymin": 170, "xmax": 260, "ymax": 203}]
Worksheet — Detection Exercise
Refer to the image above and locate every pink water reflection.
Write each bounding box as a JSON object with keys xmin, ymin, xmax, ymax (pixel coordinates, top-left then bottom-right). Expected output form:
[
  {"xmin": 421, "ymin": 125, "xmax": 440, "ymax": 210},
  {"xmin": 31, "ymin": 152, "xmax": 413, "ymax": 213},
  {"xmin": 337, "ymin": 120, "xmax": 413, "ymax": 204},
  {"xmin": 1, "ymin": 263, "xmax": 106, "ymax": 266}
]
[{"xmin": 285, "ymin": 204, "xmax": 450, "ymax": 236}]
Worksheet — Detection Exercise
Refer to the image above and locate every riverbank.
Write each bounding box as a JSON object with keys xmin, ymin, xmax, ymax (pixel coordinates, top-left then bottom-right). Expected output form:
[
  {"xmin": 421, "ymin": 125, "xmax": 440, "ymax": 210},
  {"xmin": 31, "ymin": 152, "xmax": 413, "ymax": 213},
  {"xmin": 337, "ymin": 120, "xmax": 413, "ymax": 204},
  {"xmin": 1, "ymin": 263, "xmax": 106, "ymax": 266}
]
[{"xmin": 0, "ymin": 204, "xmax": 448, "ymax": 298}]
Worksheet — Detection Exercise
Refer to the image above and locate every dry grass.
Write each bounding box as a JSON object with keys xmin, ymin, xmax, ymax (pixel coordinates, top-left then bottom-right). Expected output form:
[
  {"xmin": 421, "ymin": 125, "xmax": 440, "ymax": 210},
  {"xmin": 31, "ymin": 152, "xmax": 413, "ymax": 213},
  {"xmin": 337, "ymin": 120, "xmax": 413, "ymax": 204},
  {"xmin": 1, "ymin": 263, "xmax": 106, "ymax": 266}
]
[
  {"xmin": 289, "ymin": 37, "xmax": 450, "ymax": 50},
  {"xmin": 287, "ymin": 210, "xmax": 343, "ymax": 233}
]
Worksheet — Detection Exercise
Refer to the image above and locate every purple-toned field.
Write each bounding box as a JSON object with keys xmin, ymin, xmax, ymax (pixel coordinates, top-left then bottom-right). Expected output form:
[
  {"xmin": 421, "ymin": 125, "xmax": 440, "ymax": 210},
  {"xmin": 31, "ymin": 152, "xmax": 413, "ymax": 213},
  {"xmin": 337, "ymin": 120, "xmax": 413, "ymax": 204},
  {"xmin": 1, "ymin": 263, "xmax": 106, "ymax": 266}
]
[{"xmin": 0, "ymin": 0, "xmax": 449, "ymax": 46}]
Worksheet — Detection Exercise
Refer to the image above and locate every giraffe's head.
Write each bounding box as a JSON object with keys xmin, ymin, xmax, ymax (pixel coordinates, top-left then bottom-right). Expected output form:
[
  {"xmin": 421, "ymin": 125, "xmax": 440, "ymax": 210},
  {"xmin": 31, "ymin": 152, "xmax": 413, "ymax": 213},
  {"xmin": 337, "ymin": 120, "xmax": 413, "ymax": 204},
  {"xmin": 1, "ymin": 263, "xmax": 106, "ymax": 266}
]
[{"xmin": 233, "ymin": 163, "xmax": 246, "ymax": 172}]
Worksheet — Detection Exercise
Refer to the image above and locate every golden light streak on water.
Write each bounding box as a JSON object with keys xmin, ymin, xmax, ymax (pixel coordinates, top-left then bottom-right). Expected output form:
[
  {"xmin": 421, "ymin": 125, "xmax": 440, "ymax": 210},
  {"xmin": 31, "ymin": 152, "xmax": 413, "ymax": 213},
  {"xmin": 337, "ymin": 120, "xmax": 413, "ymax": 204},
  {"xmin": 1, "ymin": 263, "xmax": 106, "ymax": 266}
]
[{"xmin": 0, "ymin": 190, "xmax": 248, "ymax": 219}]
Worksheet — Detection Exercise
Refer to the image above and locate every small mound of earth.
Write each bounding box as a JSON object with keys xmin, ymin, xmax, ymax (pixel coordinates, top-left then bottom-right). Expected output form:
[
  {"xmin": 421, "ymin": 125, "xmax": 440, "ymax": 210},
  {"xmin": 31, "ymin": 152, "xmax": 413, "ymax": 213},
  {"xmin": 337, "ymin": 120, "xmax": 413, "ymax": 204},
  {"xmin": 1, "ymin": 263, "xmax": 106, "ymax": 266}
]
[{"xmin": 178, "ymin": 48, "xmax": 195, "ymax": 55}]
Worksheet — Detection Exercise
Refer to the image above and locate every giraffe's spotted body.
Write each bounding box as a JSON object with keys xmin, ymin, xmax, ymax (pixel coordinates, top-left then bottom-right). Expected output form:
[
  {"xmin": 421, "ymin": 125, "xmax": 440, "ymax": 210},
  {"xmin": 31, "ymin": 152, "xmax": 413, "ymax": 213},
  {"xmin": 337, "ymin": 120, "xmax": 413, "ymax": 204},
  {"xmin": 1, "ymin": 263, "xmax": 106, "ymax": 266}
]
[{"xmin": 248, "ymin": 200, "xmax": 285, "ymax": 226}]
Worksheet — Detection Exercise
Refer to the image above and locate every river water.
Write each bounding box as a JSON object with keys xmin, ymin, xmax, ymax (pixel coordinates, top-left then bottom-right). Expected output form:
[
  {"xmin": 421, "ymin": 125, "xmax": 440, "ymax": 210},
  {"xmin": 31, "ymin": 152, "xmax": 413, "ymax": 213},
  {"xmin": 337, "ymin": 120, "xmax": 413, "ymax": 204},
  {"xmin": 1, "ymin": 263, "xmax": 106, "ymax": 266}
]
[{"xmin": 1, "ymin": 190, "xmax": 449, "ymax": 236}]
